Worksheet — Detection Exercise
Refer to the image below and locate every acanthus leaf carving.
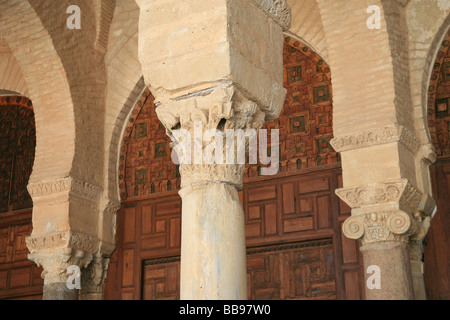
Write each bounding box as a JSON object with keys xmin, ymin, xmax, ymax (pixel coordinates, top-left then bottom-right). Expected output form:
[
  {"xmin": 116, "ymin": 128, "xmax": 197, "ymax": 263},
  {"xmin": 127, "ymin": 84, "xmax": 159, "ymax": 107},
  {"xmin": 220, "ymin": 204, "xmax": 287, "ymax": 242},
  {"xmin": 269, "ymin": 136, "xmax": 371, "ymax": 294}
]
[
  {"xmin": 28, "ymin": 248, "xmax": 93, "ymax": 285},
  {"xmin": 155, "ymin": 85, "xmax": 267, "ymax": 187},
  {"xmin": 81, "ymin": 254, "xmax": 111, "ymax": 294}
]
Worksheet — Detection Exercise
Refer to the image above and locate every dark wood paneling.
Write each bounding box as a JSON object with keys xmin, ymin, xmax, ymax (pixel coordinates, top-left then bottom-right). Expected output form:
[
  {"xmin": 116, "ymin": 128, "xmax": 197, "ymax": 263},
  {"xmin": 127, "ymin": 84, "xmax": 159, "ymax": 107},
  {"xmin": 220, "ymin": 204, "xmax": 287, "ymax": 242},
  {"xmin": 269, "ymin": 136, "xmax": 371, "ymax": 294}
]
[
  {"xmin": 425, "ymin": 160, "xmax": 450, "ymax": 300},
  {"xmin": 0, "ymin": 210, "xmax": 43, "ymax": 300},
  {"xmin": 107, "ymin": 165, "xmax": 365, "ymax": 300},
  {"xmin": 247, "ymin": 241, "xmax": 336, "ymax": 300}
]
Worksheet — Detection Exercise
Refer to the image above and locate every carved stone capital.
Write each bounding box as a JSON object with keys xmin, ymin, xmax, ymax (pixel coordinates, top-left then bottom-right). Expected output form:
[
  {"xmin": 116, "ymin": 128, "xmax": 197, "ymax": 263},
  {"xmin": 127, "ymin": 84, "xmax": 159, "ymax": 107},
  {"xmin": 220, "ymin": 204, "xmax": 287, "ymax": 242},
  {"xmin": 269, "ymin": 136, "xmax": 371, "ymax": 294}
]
[
  {"xmin": 251, "ymin": 0, "xmax": 291, "ymax": 31},
  {"xmin": 330, "ymin": 124, "xmax": 420, "ymax": 154},
  {"xmin": 336, "ymin": 179, "xmax": 423, "ymax": 215},
  {"xmin": 26, "ymin": 231, "xmax": 100, "ymax": 255},
  {"xmin": 27, "ymin": 177, "xmax": 103, "ymax": 203},
  {"xmin": 339, "ymin": 179, "xmax": 436, "ymax": 245},
  {"xmin": 80, "ymin": 254, "xmax": 111, "ymax": 295},
  {"xmin": 28, "ymin": 248, "xmax": 93, "ymax": 285},
  {"xmin": 104, "ymin": 200, "xmax": 121, "ymax": 215},
  {"xmin": 157, "ymin": 85, "xmax": 267, "ymax": 188},
  {"xmin": 157, "ymin": 85, "xmax": 266, "ymax": 134},
  {"xmin": 180, "ymin": 164, "xmax": 246, "ymax": 189}
]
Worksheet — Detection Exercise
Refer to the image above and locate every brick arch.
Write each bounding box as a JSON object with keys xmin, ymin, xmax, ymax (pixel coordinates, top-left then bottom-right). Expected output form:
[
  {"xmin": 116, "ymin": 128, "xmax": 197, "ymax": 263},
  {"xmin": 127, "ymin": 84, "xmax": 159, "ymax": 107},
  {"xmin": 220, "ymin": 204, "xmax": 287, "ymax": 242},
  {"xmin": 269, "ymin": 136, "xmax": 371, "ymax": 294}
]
[
  {"xmin": 104, "ymin": 0, "xmax": 143, "ymax": 202},
  {"xmin": 427, "ymin": 26, "xmax": 450, "ymax": 157},
  {"xmin": 287, "ymin": 0, "xmax": 329, "ymax": 63},
  {"xmin": 0, "ymin": 1, "xmax": 76, "ymax": 183},
  {"xmin": 108, "ymin": 77, "xmax": 147, "ymax": 203},
  {"xmin": 0, "ymin": 39, "xmax": 29, "ymax": 97}
]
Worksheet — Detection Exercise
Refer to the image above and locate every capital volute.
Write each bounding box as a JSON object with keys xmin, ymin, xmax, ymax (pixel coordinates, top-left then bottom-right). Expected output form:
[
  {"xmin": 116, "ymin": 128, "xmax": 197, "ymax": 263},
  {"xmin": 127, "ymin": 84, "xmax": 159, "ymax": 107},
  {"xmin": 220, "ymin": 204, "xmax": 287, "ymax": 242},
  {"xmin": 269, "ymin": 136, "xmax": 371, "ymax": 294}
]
[
  {"xmin": 338, "ymin": 179, "xmax": 436, "ymax": 245},
  {"xmin": 342, "ymin": 210, "xmax": 420, "ymax": 245}
]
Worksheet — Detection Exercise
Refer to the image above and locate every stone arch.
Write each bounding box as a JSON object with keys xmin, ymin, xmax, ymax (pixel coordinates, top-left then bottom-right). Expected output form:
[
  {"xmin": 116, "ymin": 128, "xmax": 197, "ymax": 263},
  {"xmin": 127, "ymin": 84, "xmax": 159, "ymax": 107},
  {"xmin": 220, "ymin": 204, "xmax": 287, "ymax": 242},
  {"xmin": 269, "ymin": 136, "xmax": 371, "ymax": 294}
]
[
  {"xmin": 0, "ymin": 1, "xmax": 76, "ymax": 184},
  {"xmin": 113, "ymin": 78, "xmax": 147, "ymax": 201},
  {"xmin": 104, "ymin": 0, "xmax": 143, "ymax": 203}
]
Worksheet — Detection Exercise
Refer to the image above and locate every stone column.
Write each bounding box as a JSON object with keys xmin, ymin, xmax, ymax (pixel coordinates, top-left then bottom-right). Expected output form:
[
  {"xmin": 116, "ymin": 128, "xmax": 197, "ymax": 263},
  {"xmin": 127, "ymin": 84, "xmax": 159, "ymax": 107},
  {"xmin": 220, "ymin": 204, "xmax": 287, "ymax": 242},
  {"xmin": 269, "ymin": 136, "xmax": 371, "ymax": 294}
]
[
  {"xmin": 79, "ymin": 200, "xmax": 121, "ymax": 300},
  {"xmin": 27, "ymin": 237, "xmax": 97, "ymax": 300},
  {"xmin": 26, "ymin": 177, "xmax": 104, "ymax": 300},
  {"xmin": 316, "ymin": 0, "xmax": 438, "ymax": 299},
  {"xmin": 136, "ymin": 0, "xmax": 291, "ymax": 299},
  {"xmin": 333, "ymin": 149, "xmax": 437, "ymax": 299}
]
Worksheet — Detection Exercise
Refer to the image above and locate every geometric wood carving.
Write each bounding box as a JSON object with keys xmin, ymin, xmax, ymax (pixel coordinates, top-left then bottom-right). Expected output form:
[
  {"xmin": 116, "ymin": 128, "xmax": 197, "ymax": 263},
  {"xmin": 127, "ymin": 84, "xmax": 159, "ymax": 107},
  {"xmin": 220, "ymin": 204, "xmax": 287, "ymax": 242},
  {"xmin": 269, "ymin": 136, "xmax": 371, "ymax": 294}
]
[{"xmin": 0, "ymin": 96, "xmax": 35, "ymax": 214}]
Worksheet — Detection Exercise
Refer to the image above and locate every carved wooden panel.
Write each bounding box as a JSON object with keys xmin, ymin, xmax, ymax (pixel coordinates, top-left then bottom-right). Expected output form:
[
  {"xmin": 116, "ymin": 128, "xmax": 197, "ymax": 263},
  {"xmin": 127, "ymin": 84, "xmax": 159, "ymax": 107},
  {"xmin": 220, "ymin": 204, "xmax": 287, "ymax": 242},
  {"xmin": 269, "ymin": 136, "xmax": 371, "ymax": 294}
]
[
  {"xmin": 108, "ymin": 166, "xmax": 365, "ymax": 300},
  {"xmin": 119, "ymin": 93, "xmax": 180, "ymax": 200},
  {"xmin": 0, "ymin": 222, "xmax": 31, "ymax": 264},
  {"xmin": 0, "ymin": 96, "xmax": 35, "ymax": 214},
  {"xmin": 244, "ymin": 170, "xmax": 337, "ymax": 247},
  {"xmin": 247, "ymin": 37, "xmax": 337, "ymax": 177},
  {"xmin": 140, "ymin": 241, "xmax": 337, "ymax": 301},
  {"xmin": 0, "ymin": 211, "xmax": 43, "ymax": 300},
  {"xmin": 425, "ymin": 27, "xmax": 450, "ymax": 300},
  {"xmin": 247, "ymin": 241, "xmax": 336, "ymax": 300},
  {"xmin": 428, "ymin": 30, "xmax": 450, "ymax": 157},
  {"xmin": 143, "ymin": 258, "xmax": 180, "ymax": 300}
]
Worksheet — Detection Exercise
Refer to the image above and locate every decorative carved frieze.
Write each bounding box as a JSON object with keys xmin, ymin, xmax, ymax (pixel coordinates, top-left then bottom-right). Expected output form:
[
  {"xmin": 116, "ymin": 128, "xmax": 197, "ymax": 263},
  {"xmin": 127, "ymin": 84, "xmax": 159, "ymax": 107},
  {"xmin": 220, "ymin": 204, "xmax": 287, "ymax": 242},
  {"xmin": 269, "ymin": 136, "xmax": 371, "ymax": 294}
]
[
  {"xmin": 26, "ymin": 231, "xmax": 100, "ymax": 255},
  {"xmin": 335, "ymin": 179, "xmax": 423, "ymax": 215},
  {"xmin": 27, "ymin": 177, "xmax": 102, "ymax": 203},
  {"xmin": 330, "ymin": 125, "xmax": 420, "ymax": 154},
  {"xmin": 251, "ymin": 0, "xmax": 291, "ymax": 31}
]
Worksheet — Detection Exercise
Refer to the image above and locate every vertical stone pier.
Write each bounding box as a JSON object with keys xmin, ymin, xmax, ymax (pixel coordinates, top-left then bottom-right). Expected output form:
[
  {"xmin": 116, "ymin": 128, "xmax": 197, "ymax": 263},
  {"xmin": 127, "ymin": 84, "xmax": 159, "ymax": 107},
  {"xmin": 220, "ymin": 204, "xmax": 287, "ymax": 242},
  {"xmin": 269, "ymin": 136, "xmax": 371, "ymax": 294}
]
[{"xmin": 136, "ymin": 0, "xmax": 291, "ymax": 300}]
